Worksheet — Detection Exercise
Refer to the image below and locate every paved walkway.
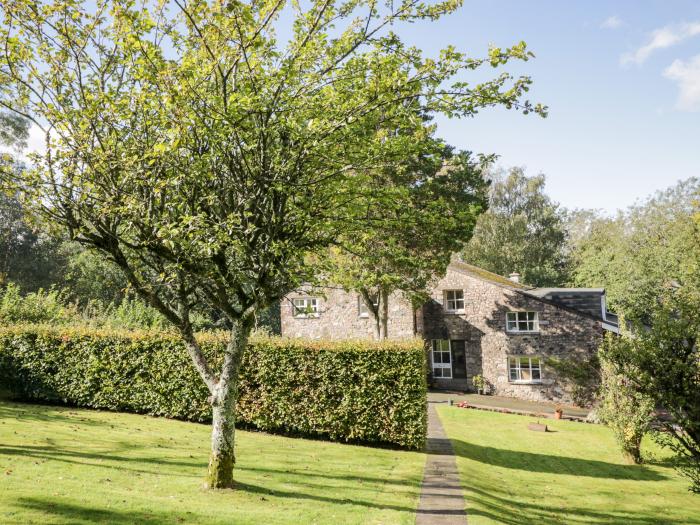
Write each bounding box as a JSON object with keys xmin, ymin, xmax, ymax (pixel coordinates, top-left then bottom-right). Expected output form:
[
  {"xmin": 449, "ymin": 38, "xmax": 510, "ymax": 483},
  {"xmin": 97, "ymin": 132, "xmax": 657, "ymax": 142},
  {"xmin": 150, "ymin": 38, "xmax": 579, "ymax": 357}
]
[
  {"xmin": 428, "ymin": 391, "xmax": 590, "ymax": 419},
  {"xmin": 415, "ymin": 399, "xmax": 467, "ymax": 525}
]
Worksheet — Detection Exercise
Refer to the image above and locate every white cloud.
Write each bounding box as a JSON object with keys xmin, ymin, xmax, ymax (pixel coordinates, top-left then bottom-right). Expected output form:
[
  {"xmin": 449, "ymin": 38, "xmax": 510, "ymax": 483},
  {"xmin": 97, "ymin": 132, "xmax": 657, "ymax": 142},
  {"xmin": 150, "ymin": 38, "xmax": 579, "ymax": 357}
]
[
  {"xmin": 601, "ymin": 16, "xmax": 622, "ymax": 30},
  {"xmin": 664, "ymin": 54, "xmax": 700, "ymax": 111},
  {"xmin": 621, "ymin": 21, "xmax": 700, "ymax": 66}
]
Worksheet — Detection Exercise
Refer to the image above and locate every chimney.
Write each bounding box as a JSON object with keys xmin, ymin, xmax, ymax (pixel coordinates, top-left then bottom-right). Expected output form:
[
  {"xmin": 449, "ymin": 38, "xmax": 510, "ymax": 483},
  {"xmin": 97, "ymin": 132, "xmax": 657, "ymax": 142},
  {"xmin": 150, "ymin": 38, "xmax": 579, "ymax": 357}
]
[{"xmin": 509, "ymin": 272, "xmax": 520, "ymax": 284}]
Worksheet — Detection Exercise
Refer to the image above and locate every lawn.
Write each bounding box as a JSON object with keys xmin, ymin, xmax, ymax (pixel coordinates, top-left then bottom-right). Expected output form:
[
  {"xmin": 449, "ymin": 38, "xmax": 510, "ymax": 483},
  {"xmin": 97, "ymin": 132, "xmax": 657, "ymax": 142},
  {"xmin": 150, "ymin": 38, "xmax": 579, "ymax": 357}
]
[
  {"xmin": 438, "ymin": 406, "xmax": 700, "ymax": 524},
  {"xmin": 0, "ymin": 401, "xmax": 425, "ymax": 524}
]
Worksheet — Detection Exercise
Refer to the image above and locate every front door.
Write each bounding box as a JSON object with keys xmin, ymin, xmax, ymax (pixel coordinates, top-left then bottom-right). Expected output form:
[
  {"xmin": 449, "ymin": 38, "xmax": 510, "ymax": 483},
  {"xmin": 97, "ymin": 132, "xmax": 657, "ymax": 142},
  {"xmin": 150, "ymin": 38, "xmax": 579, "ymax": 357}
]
[
  {"xmin": 451, "ymin": 340, "xmax": 467, "ymax": 379},
  {"xmin": 431, "ymin": 339, "xmax": 467, "ymax": 380}
]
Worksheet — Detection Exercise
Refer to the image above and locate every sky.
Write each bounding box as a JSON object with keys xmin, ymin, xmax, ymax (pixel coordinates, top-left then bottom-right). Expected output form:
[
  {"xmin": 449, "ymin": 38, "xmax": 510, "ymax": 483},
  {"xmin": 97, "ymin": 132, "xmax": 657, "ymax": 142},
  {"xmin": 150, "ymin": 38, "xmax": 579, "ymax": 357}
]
[
  {"xmin": 14, "ymin": 1, "xmax": 700, "ymax": 214},
  {"xmin": 388, "ymin": 0, "xmax": 700, "ymax": 213}
]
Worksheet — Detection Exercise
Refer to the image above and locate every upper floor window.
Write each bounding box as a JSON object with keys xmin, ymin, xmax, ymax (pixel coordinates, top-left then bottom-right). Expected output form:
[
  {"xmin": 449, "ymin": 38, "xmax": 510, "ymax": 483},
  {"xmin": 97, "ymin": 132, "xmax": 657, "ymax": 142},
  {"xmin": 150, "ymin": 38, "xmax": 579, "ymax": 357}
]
[
  {"xmin": 506, "ymin": 311, "xmax": 539, "ymax": 332},
  {"xmin": 445, "ymin": 290, "xmax": 464, "ymax": 313},
  {"xmin": 358, "ymin": 296, "xmax": 378, "ymax": 318},
  {"xmin": 292, "ymin": 298, "xmax": 319, "ymax": 318},
  {"xmin": 508, "ymin": 356, "xmax": 542, "ymax": 383}
]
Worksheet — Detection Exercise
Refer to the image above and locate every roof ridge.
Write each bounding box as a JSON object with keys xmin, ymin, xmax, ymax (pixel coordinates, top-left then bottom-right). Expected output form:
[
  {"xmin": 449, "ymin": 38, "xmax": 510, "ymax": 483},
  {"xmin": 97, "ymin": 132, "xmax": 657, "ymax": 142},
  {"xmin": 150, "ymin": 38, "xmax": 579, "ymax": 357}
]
[{"xmin": 449, "ymin": 260, "xmax": 531, "ymax": 290}]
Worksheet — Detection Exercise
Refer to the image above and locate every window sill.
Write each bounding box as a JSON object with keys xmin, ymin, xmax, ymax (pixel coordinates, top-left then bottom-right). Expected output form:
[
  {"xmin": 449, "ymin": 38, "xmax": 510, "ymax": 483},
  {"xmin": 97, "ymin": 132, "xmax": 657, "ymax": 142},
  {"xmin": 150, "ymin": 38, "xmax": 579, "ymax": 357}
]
[
  {"xmin": 445, "ymin": 310, "xmax": 465, "ymax": 315},
  {"xmin": 508, "ymin": 380, "xmax": 543, "ymax": 385},
  {"xmin": 358, "ymin": 314, "xmax": 369, "ymax": 319},
  {"xmin": 506, "ymin": 330, "xmax": 540, "ymax": 335}
]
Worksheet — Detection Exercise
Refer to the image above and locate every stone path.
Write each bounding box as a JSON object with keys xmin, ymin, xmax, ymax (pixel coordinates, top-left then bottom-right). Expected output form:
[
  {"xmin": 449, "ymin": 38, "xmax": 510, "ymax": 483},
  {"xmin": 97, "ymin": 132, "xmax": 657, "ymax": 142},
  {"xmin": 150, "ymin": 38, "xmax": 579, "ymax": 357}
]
[{"xmin": 415, "ymin": 400, "xmax": 467, "ymax": 525}]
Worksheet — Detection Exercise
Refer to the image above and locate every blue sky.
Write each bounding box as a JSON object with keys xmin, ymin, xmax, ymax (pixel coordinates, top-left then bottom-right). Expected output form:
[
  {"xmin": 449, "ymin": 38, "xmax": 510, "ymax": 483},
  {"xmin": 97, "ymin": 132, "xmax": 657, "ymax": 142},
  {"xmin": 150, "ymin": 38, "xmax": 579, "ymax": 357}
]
[
  {"xmin": 15, "ymin": 1, "xmax": 700, "ymax": 213},
  {"xmin": 392, "ymin": 0, "xmax": 700, "ymax": 212}
]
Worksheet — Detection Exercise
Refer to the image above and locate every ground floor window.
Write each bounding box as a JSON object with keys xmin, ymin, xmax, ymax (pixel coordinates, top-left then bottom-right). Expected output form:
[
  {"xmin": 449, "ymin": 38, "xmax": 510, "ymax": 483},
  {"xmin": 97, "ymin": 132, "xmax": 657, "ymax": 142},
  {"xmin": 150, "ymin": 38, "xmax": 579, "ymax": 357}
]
[
  {"xmin": 431, "ymin": 340, "xmax": 452, "ymax": 378},
  {"xmin": 508, "ymin": 356, "xmax": 542, "ymax": 383},
  {"xmin": 292, "ymin": 297, "xmax": 319, "ymax": 318},
  {"xmin": 358, "ymin": 295, "xmax": 378, "ymax": 318}
]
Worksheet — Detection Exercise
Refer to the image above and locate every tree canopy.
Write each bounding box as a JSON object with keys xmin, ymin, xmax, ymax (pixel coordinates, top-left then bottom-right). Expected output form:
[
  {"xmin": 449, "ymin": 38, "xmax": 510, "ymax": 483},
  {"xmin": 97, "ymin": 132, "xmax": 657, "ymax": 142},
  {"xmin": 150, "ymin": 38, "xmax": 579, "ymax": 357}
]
[
  {"xmin": 329, "ymin": 148, "xmax": 489, "ymax": 338},
  {"xmin": 461, "ymin": 167, "xmax": 568, "ymax": 286},
  {"xmin": 0, "ymin": 0, "xmax": 544, "ymax": 488},
  {"xmin": 569, "ymin": 178, "xmax": 699, "ymax": 322}
]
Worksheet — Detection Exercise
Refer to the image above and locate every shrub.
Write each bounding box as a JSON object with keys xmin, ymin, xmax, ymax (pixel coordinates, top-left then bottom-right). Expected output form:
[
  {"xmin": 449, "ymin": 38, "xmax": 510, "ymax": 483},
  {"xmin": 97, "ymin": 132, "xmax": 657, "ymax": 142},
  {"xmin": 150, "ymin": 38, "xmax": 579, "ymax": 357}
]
[
  {"xmin": 598, "ymin": 334, "xmax": 655, "ymax": 464},
  {"xmin": 0, "ymin": 284, "xmax": 78, "ymax": 325},
  {"xmin": 0, "ymin": 326, "xmax": 426, "ymax": 449}
]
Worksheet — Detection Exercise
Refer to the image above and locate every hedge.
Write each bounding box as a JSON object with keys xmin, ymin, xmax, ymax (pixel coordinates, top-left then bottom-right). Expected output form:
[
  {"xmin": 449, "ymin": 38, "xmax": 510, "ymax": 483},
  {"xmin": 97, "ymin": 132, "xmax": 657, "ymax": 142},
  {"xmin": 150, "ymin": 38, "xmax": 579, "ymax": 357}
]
[{"xmin": 0, "ymin": 325, "xmax": 427, "ymax": 449}]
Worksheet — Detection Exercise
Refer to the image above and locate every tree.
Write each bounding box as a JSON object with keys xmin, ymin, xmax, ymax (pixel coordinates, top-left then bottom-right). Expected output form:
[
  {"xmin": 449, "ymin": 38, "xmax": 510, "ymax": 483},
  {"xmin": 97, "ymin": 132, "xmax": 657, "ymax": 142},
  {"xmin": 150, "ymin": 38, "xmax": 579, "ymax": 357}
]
[
  {"xmin": 461, "ymin": 167, "xmax": 568, "ymax": 286},
  {"xmin": 330, "ymin": 148, "xmax": 489, "ymax": 339},
  {"xmin": 0, "ymin": 0, "xmax": 545, "ymax": 488},
  {"xmin": 0, "ymin": 194, "xmax": 65, "ymax": 291},
  {"xmin": 569, "ymin": 178, "xmax": 699, "ymax": 322},
  {"xmin": 604, "ymin": 289, "xmax": 700, "ymax": 491},
  {"xmin": 0, "ymin": 113, "xmax": 65, "ymax": 291},
  {"xmin": 597, "ymin": 334, "xmax": 655, "ymax": 464},
  {"xmin": 0, "ymin": 110, "xmax": 28, "ymax": 150}
]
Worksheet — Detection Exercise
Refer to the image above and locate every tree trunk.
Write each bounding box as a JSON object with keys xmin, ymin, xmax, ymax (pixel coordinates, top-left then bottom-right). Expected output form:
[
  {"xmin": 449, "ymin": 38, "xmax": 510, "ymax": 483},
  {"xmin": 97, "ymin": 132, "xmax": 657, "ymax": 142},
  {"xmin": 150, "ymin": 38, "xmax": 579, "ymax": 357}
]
[
  {"xmin": 378, "ymin": 289, "xmax": 389, "ymax": 340},
  {"xmin": 206, "ymin": 317, "xmax": 253, "ymax": 489},
  {"xmin": 622, "ymin": 440, "xmax": 643, "ymax": 464},
  {"xmin": 208, "ymin": 398, "xmax": 237, "ymax": 488}
]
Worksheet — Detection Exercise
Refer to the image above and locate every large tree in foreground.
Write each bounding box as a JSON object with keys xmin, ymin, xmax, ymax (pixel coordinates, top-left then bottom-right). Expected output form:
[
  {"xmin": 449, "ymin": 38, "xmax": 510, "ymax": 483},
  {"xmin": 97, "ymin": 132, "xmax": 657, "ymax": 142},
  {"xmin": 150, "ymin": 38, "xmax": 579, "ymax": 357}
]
[
  {"xmin": 0, "ymin": 0, "xmax": 545, "ymax": 488},
  {"xmin": 330, "ymin": 148, "xmax": 489, "ymax": 339}
]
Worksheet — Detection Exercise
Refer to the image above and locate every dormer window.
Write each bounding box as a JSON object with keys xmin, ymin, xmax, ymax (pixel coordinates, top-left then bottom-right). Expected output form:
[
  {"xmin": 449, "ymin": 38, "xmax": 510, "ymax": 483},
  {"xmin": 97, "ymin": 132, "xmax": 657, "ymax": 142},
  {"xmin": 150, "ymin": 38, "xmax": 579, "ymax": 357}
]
[
  {"xmin": 292, "ymin": 298, "xmax": 319, "ymax": 318},
  {"xmin": 506, "ymin": 311, "xmax": 539, "ymax": 333},
  {"xmin": 445, "ymin": 290, "xmax": 464, "ymax": 313}
]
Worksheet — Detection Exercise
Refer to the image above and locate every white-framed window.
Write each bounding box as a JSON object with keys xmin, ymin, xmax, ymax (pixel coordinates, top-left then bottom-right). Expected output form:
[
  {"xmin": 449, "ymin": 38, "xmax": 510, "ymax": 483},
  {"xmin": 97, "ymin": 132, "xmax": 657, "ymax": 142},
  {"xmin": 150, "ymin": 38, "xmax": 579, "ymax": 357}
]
[
  {"xmin": 508, "ymin": 356, "xmax": 542, "ymax": 383},
  {"xmin": 358, "ymin": 296, "xmax": 379, "ymax": 318},
  {"xmin": 292, "ymin": 298, "xmax": 319, "ymax": 318},
  {"xmin": 506, "ymin": 311, "xmax": 539, "ymax": 332},
  {"xmin": 444, "ymin": 290, "xmax": 464, "ymax": 313},
  {"xmin": 431, "ymin": 340, "xmax": 452, "ymax": 378}
]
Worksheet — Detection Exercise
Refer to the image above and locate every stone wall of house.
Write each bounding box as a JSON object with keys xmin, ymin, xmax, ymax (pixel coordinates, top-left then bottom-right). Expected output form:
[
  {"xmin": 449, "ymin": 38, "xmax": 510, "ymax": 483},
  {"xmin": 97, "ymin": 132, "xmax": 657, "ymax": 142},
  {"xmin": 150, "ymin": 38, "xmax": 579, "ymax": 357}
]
[
  {"xmin": 280, "ymin": 287, "xmax": 416, "ymax": 340},
  {"xmin": 418, "ymin": 267, "xmax": 604, "ymax": 404},
  {"xmin": 280, "ymin": 266, "xmax": 606, "ymax": 404}
]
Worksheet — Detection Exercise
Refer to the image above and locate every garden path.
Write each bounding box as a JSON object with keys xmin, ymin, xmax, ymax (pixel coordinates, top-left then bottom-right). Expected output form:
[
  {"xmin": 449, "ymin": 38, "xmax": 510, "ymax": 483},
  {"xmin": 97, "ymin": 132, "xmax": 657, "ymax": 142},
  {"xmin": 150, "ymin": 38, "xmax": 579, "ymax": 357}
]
[{"xmin": 415, "ymin": 397, "xmax": 467, "ymax": 525}]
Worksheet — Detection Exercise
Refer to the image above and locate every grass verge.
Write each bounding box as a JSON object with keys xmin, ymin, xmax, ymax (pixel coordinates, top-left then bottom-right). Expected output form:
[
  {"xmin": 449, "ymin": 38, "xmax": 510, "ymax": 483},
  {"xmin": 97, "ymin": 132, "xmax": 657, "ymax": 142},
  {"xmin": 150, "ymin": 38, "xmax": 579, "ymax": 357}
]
[
  {"xmin": 0, "ymin": 401, "xmax": 424, "ymax": 524},
  {"xmin": 438, "ymin": 406, "xmax": 700, "ymax": 524}
]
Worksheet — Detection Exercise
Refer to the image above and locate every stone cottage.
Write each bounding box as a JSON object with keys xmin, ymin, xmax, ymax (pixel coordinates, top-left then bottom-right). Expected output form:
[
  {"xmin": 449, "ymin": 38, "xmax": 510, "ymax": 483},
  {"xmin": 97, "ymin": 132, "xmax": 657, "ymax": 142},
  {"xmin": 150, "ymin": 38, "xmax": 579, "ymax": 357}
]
[{"xmin": 280, "ymin": 260, "xmax": 618, "ymax": 403}]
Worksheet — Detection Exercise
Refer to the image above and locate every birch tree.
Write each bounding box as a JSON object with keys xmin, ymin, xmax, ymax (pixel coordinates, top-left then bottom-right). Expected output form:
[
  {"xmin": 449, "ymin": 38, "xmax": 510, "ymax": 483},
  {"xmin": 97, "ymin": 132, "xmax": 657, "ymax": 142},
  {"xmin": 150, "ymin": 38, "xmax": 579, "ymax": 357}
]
[{"xmin": 0, "ymin": 0, "xmax": 545, "ymax": 488}]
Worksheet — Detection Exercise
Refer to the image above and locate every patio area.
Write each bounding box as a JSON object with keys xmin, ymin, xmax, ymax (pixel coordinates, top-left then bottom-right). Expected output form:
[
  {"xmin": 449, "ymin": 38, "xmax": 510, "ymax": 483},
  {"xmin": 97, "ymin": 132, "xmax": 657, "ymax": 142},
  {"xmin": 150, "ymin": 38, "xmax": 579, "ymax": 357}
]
[{"xmin": 428, "ymin": 391, "xmax": 591, "ymax": 420}]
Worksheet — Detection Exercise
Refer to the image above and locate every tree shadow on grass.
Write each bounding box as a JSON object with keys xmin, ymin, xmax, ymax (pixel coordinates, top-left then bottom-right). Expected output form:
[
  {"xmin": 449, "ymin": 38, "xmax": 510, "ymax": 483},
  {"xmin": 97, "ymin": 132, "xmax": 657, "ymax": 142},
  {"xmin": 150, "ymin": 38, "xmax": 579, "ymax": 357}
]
[
  {"xmin": 15, "ymin": 497, "xmax": 186, "ymax": 525},
  {"xmin": 3, "ymin": 446, "xmax": 421, "ymax": 512},
  {"xmin": 0, "ymin": 401, "xmax": 110, "ymax": 427},
  {"xmin": 232, "ymin": 480, "xmax": 416, "ymax": 513},
  {"xmin": 463, "ymin": 484, "xmax": 700, "ymax": 525},
  {"xmin": 0, "ymin": 444, "xmax": 205, "ymax": 477},
  {"xmin": 449, "ymin": 439, "xmax": 667, "ymax": 481},
  {"xmin": 13, "ymin": 475, "xmax": 418, "ymax": 524},
  {"xmin": 240, "ymin": 465, "xmax": 422, "ymax": 490}
]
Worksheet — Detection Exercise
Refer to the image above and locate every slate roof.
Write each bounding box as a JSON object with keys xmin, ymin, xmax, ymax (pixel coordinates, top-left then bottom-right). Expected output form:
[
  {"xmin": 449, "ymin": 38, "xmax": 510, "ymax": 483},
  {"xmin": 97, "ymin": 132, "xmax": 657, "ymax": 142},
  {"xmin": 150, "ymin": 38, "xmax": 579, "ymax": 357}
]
[
  {"xmin": 450, "ymin": 260, "xmax": 616, "ymax": 326},
  {"xmin": 526, "ymin": 287, "xmax": 605, "ymax": 297},
  {"xmin": 449, "ymin": 260, "xmax": 530, "ymax": 290}
]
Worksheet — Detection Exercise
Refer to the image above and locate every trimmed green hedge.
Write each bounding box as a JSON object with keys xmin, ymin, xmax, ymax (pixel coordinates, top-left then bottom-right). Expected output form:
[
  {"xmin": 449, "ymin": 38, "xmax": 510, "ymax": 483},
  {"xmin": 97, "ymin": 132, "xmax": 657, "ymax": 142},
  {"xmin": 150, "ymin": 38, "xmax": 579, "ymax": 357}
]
[{"xmin": 0, "ymin": 326, "xmax": 427, "ymax": 449}]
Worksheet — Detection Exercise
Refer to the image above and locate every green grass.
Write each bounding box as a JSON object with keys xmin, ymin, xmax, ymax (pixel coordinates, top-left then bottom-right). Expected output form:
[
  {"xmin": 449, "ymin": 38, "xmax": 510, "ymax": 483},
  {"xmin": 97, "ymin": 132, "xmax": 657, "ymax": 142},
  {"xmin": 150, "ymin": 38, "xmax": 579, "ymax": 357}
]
[
  {"xmin": 438, "ymin": 406, "xmax": 700, "ymax": 524},
  {"xmin": 0, "ymin": 401, "xmax": 425, "ymax": 524}
]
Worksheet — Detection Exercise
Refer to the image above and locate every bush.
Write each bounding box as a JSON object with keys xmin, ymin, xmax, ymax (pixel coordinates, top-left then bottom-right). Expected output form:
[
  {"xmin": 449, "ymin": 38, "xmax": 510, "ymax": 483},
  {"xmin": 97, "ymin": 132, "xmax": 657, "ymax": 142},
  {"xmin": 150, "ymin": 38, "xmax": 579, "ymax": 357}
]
[
  {"xmin": 0, "ymin": 284, "xmax": 78, "ymax": 325},
  {"xmin": 0, "ymin": 326, "xmax": 427, "ymax": 449},
  {"xmin": 598, "ymin": 334, "xmax": 655, "ymax": 464}
]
